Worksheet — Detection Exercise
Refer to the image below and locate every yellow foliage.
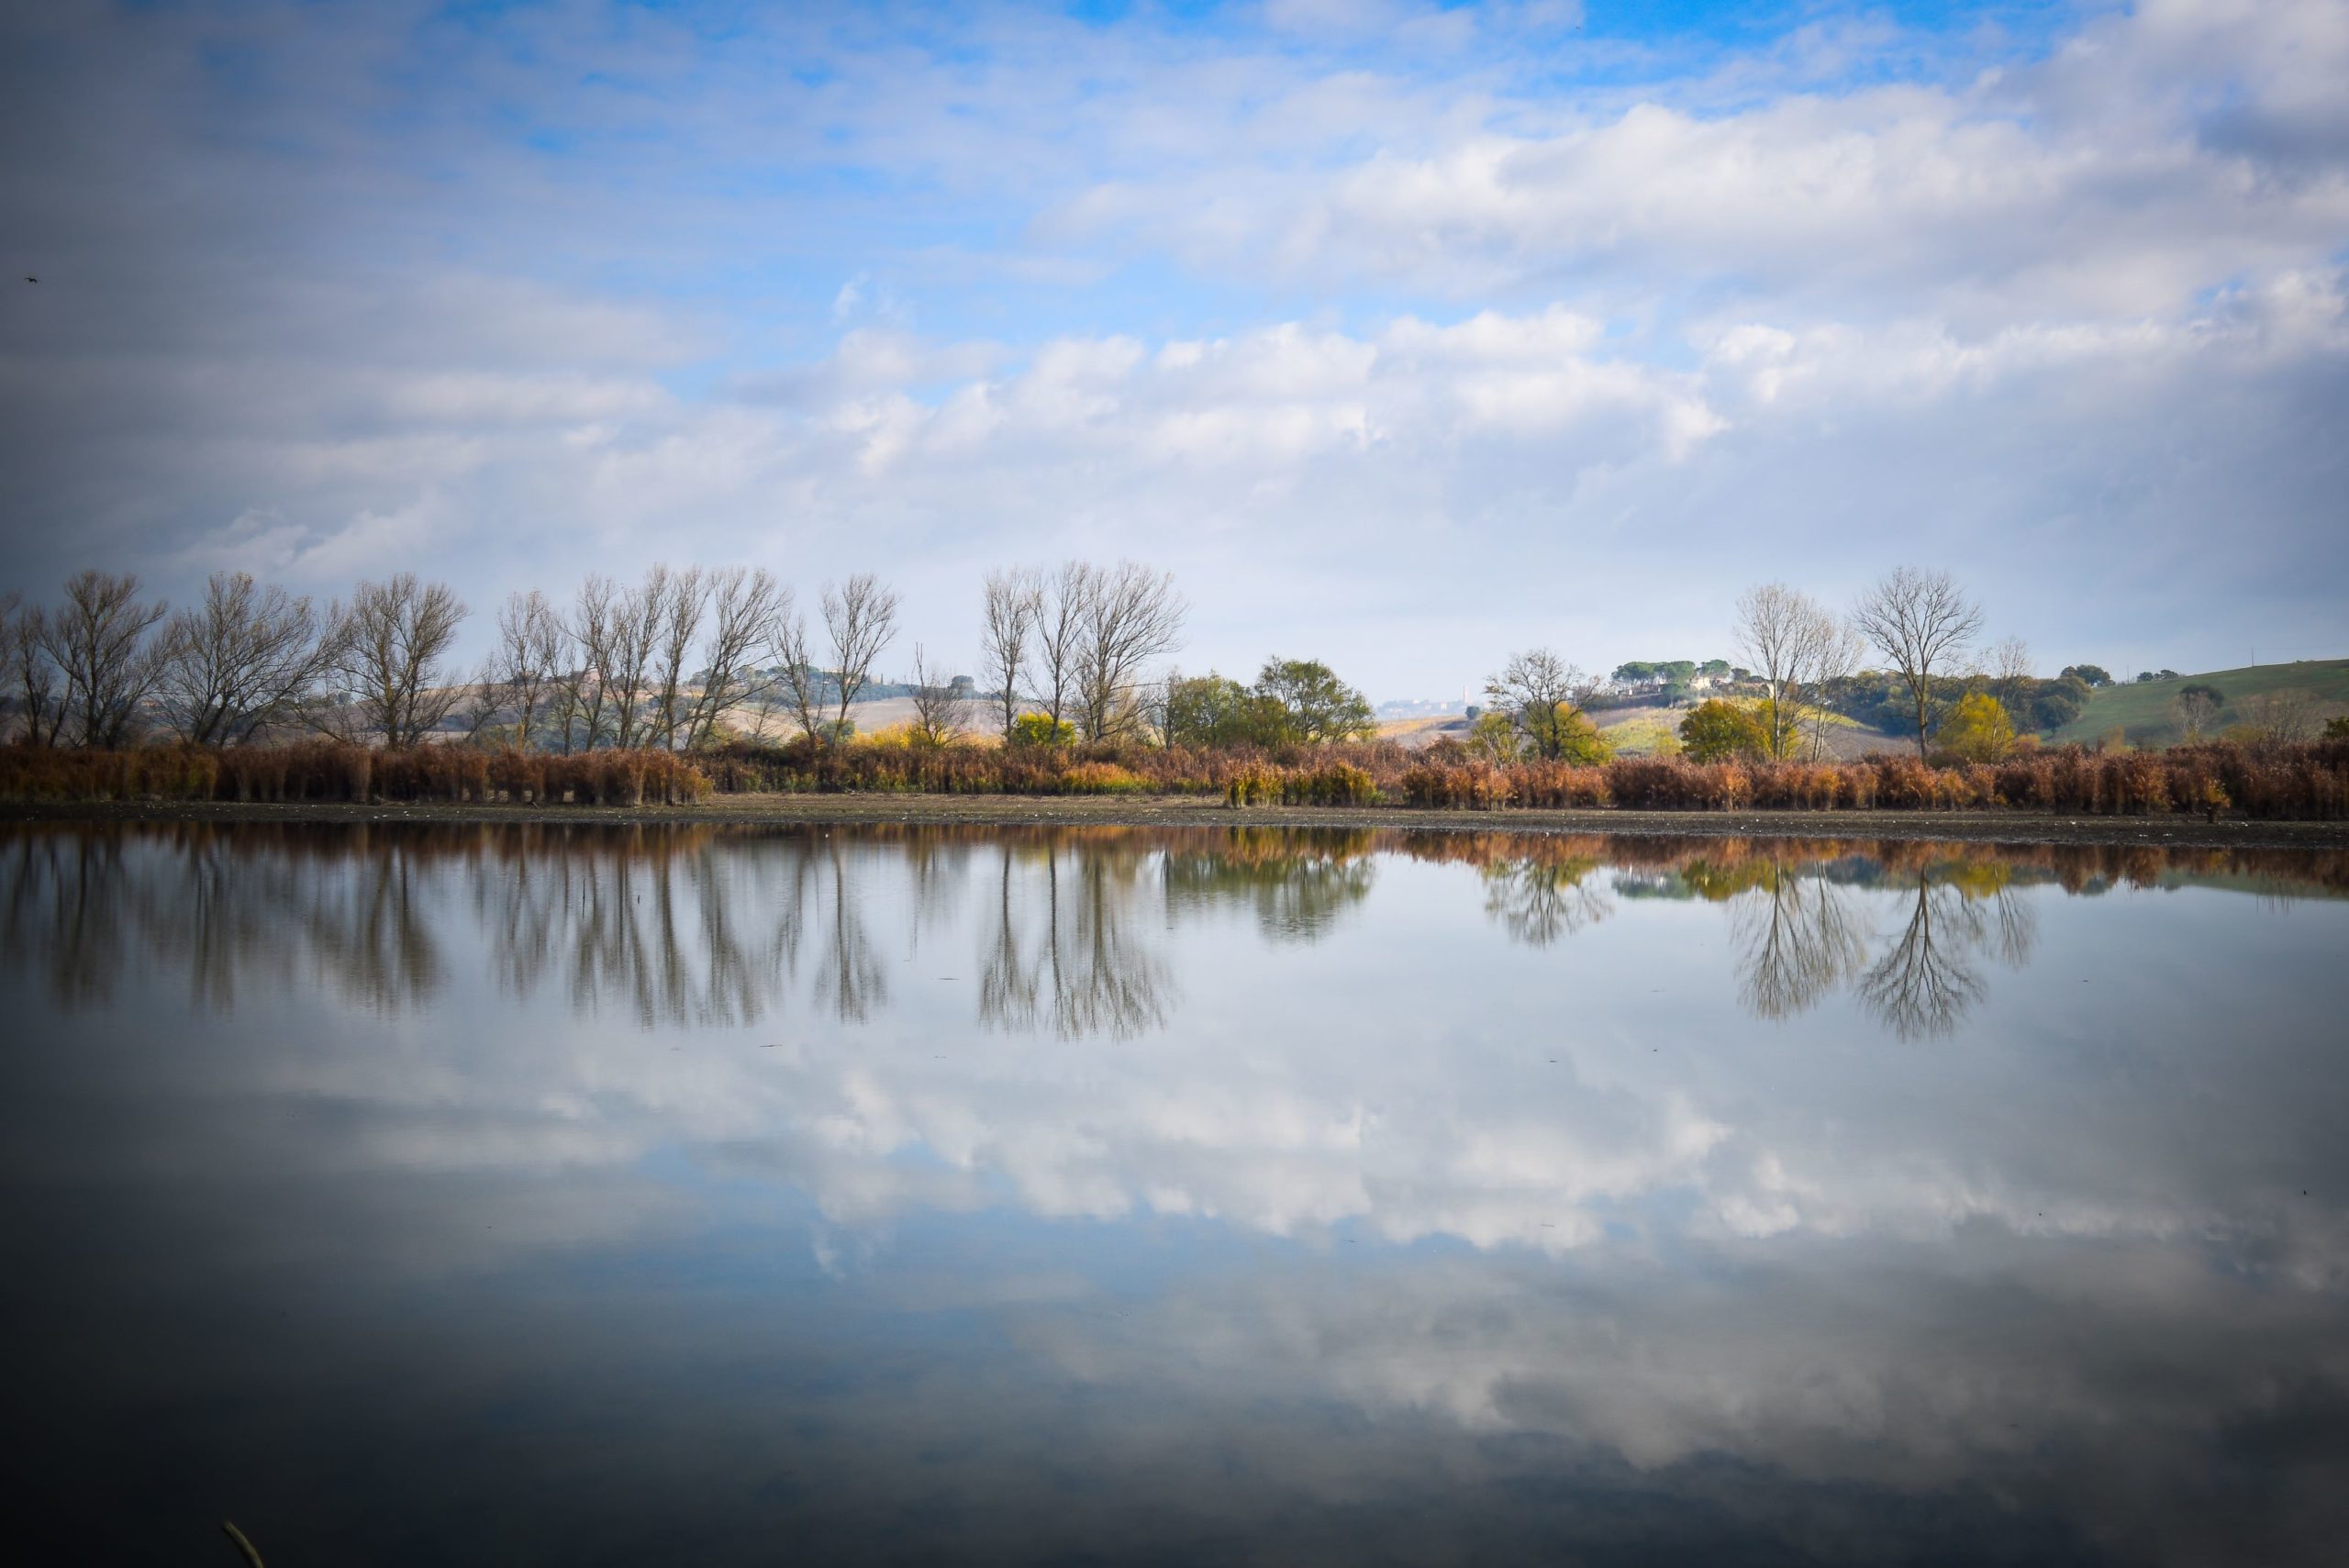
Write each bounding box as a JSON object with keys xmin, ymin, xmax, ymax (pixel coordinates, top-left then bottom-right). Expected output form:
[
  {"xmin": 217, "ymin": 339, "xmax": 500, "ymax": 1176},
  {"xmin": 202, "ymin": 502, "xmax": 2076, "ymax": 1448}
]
[
  {"xmin": 856, "ymin": 721, "xmax": 918, "ymax": 750},
  {"xmin": 1938, "ymin": 693, "xmax": 2017, "ymax": 763}
]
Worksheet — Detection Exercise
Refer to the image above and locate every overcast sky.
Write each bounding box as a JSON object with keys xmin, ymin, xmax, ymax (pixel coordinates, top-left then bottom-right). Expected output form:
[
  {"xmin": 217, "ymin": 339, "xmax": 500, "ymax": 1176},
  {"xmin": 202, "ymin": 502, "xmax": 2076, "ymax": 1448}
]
[{"xmin": 2, "ymin": 0, "xmax": 2343, "ymax": 698}]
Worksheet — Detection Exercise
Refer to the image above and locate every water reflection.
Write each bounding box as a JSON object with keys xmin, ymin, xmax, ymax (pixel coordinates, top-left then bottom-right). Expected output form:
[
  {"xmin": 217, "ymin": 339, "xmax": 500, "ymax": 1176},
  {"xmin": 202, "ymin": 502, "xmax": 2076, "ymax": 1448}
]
[
  {"xmin": 979, "ymin": 837, "xmax": 1172, "ymax": 1040},
  {"xmin": 5, "ymin": 821, "xmax": 2349, "ymax": 1564},
  {"xmin": 5, "ymin": 822, "xmax": 2342, "ymax": 1035}
]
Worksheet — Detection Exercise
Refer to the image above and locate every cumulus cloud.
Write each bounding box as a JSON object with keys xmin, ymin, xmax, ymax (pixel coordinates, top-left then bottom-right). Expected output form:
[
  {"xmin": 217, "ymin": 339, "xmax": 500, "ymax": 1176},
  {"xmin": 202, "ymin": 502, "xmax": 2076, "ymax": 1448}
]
[{"xmin": 0, "ymin": 0, "xmax": 2342, "ymax": 691}]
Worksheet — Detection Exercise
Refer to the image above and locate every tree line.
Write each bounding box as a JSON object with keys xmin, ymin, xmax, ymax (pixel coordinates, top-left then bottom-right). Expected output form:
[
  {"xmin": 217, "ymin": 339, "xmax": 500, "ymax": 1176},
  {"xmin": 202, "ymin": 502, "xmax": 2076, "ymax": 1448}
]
[
  {"xmin": 0, "ymin": 559, "xmax": 1208, "ymax": 754},
  {"xmin": 7, "ymin": 560, "xmax": 2331, "ymax": 764}
]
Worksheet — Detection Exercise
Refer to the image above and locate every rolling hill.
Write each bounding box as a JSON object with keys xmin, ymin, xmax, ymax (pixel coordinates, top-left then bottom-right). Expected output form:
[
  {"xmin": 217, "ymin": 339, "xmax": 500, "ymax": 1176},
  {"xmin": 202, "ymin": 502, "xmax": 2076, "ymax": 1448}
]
[{"xmin": 2049, "ymin": 659, "xmax": 2349, "ymax": 747}]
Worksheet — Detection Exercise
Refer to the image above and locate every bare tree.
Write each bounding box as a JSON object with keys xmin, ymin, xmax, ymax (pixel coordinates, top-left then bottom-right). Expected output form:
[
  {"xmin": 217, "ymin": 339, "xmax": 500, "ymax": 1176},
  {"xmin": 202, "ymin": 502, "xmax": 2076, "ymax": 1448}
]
[
  {"xmin": 487, "ymin": 589, "xmax": 563, "ymax": 750},
  {"xmin": 2173, "ymin": 686, "xmax": 2222, "ymax": 741},
  {"xmin": 1852, "ymin": 567, "xmax": 1984, "ymax": 760},
  {"xmin": 645, "ymin": 565, "xmax": 710, "ymax": 750},
  {"xmin": 1074, "ymin": 561, "xmax": 1186, "ymax": 740},
  {"xmin": 1735, "ymin": 583, "xmax": 1840, "ymax": 760},
  {"xmin": 822, "ymin": 573, "xmax": 901, "ymax": 740},
  {"xmin": 774, "ymin": 607, "xmax": 829, "ymax": 749},
  {"xmin": 1027, "ymin": 561, "xmax": 1097, "ymax": 736},
  {"xmin": 906, "ymin": 644, "xmax": 974, "ymax": 748},
  {"xmin": 3, "ymin": 593, "xmax": 63, "ymax": 746},
  {"xmin": 154, "ymin": 572, "xmax": 337, "ymax": 746},
  {"xmin": 2233, "ymin": 689, "xmax": 2324, "ymax": 744},
  {"xmin": 1990, "ymin": 636, "xmax": 2033, "ymax": 712},
  {"xmin": 1484, "ymin": 648, "xmax": 1597, "ymax": 761},
  {"xmin": 603, "ymin": 567, "xmax": 668, "ymax": 749},
  {"xmin": 39, "ymin": 570, "xmax": 170, "ymax": 748},
  {"xmin": 1803, "ymin": 619, "xmax": 1867, "ymax": 761},
  {"xmin": 552, "ymin": 574, "xmax": 618, "ymax": 751},
  {"xmin": 680, "ymin": 567, "xmax": 789, "ymax": 751},
  {"xmin": 328, "ymin": 573, "xmax": 468, "ymax": 748},
  {"xmin": 980, "ymin": 567, "xmax": 1041, "ymax": 740}
]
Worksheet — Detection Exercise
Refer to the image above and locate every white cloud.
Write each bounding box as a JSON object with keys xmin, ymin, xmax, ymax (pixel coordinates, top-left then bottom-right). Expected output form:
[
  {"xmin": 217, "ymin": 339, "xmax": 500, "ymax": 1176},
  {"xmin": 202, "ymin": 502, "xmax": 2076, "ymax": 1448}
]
[{"xmin": 1, "ymin": 0, "xmax": 2343, "ymax": 688}]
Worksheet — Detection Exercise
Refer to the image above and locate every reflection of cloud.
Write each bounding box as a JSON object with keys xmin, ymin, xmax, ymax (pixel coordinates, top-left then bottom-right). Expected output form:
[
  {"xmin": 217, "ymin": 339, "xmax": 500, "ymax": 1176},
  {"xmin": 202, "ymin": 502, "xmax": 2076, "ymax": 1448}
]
[
  {"xmin": 1014, "ymin": 1233, "xmax": 2349, "ymax": 1566},
  {"xmin": 1, "ymin": 822, "xmax": 2338, "ymax": 1266},
  {"xmin": 6, "ymin": 821, "xmax": 2348, "ymax": 1563}
]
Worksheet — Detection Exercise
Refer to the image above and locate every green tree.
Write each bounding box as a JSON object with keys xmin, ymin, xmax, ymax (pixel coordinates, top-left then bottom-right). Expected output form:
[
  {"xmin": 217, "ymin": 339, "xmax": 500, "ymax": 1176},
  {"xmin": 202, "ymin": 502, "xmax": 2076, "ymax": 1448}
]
[
  {"xmin": 1163, "ymin": 673, "xmax": 1269, "ymax": 747},
  {"xmin": 1545, "ymin": 705, "xmax": 1614, "ymax": 764},
  {"xmin": 2060, "ymin": 664, "xmax": 2113, "ymax": 688},
  {"xmin": 1252, "ymin": 657, "xmax": 1375, "ymax": 743},
  {"xmin": 1938, "ymin": 692, "xmax": 2016, "ymax": 762},
  {"xmin": 2031, "ymin": 675, "xmax": 2090, "ymax": 729},
  {"xmin": 1678, "ymin": 698, "xmax": 1769, "ymax": 762}
]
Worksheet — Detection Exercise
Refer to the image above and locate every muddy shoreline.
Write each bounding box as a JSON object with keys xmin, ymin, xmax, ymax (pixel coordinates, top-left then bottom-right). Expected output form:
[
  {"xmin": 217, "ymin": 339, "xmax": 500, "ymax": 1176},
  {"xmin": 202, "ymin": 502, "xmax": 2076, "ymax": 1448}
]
[{"xmin": 6, "ymin": 793, "xmax": 2347, "ymax": 850}]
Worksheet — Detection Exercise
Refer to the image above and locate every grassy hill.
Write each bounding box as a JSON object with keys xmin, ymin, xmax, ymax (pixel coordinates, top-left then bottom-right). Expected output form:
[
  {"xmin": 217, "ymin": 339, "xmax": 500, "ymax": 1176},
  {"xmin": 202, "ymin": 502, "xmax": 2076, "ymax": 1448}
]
[{"xmin": 2049, "ymin": 659, "xmax": 2349, "ymax": 747}]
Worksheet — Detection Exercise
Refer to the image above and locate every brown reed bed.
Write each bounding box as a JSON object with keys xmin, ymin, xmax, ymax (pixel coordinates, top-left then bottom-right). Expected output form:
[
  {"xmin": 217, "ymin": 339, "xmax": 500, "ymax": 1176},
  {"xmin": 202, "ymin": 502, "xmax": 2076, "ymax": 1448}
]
[
  {"xmin": 0, "ymin": 742, "xmax": 712, "ymax": 806},
  {"xmin": 4, "ymin": 736, "xmax": 2345, "ymax": 821}
]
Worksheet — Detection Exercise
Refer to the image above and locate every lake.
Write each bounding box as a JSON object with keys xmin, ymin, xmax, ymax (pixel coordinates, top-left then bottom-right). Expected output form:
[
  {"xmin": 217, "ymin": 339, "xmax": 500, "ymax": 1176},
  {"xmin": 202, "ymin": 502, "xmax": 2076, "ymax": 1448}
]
[{"xmin": 3, "ymin": 821, "xmax": 2345, "ymax": 1565}]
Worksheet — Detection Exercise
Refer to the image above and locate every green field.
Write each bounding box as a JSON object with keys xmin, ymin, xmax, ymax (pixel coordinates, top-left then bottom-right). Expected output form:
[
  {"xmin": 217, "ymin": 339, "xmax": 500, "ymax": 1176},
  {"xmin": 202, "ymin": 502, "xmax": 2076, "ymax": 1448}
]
[{"xmin": 2048, "ymin": 659, "xmax": 2349, "ymax": 747}]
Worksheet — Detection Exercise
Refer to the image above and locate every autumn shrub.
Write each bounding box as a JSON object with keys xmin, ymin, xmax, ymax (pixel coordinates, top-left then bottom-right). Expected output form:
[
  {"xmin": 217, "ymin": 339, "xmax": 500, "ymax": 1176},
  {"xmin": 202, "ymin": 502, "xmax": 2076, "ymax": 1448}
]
[
  {"xmin": 1062, "ymin": 762, "xmax": 1147, "ymax": 795},
  {"xmin": 1280, "ymin": 762, "xmax": 1380, "ymax": 806},
  {"xmin": 1509, "ymin": 762, "xmax": 1612, "ymax": 808},
  {"xmin": 1397, "ymin": 758, "xmax": 1512, "ymax": 809}
]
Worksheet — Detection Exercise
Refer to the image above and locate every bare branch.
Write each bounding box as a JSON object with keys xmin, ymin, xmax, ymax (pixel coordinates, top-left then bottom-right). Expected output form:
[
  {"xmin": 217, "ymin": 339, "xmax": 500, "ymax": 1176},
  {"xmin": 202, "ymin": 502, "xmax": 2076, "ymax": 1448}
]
[
  {"xmin": 1735, "ymin": 583, "xmax": 1839, "ymax": 761},
  {"xmin": 823, "ymin": 573, "xmax": 901, "ymax": 740},
  {"xmin": 981, "ymin": 566, "xmax": 1041, "ymax": 740},
  {"xmin": 1852, "ymin": 567, "xmax": 1984, "ymax": 760},
  {"xmin": 682, "ymin": 567, "xmax": 790, "ymax": 751},
  {"xmin": 1074, "ymin": 561, "xmax": 1186, "ymax": 741},
  {"xmin": 907, "ymin": 643, "xmax": 974, "ymax": 748},
  {"xmin": 155, "ymin": 572, "xmax": 335, "ymax": 746},
  {"xmin": 38, "ymin": 570, "xmax": 170, "ymax": 748},
  {"xmin": 326, "ymin": 573, "xmax": 468, "ymax": 748}
]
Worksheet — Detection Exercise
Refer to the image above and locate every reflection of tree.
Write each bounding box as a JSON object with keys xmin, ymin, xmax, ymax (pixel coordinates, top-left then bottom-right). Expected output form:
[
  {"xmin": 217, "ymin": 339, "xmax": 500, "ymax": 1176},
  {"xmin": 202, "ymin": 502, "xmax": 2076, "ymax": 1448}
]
[
  {"xmin": 1854, "ymin": 864, "xmax": 2038, "ymax": 1040},
  {"xmin": 309, "ymin": 840, "xmax": 442, "ymax": 1013},
  {"xmin": 1480, "ymin": 853, "xmax": 1609, "ymax": 946},
  {"xmin": 0, "ymin": 825, "xmax": 437, "ymax": 1014},
  {"xmin": 1161, "ymin": 829, "xmax": 1376, "ymax": 942},
  {"xmin": 979, "ymin": 838, "xmax": 1172, "ymax": 1041},
  {"xmin": 1, "ymin": 829, "xmax": 131, "ymax": 1007},
  {"xmin": 1731, "ymin": 863, "xmax": 1872, "ymax": 1020},
  {"xmin": 809, "ymin": 835, "xmax": 887, "ymax": 1024}
]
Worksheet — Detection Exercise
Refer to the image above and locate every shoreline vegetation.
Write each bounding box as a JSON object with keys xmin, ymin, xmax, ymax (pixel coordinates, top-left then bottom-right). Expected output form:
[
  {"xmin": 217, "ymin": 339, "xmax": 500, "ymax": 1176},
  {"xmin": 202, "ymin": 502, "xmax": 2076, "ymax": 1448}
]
[
  {"xmin": 6, "ymin": 737, "xmax": 2348, "ymax": 849},
  {"xmin": 12, "ymin": 563, "xmax": 2347, "ymax": 852}
]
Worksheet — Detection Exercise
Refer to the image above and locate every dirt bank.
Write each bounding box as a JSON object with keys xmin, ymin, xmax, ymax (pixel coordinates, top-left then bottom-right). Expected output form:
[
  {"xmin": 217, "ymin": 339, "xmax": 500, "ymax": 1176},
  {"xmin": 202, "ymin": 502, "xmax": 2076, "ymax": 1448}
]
[{"xmin": 7, "ymin": 793, "xmax": 2347, "ymax": 850}]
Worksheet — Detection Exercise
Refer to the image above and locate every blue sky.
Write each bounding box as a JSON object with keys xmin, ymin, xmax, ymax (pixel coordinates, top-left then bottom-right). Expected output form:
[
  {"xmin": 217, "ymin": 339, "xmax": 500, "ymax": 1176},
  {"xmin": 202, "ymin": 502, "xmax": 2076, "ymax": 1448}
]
[{"xmin": 3, "ymin": 0, "xmax": 2344, "ymax": 695}]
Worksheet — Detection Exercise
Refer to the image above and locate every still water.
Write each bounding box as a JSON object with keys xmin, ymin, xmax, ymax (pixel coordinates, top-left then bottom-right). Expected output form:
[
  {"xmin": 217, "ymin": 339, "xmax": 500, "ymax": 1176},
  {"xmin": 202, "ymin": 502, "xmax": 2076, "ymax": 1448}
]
[{"xmin": 3, "ymin": 821, "xmax": 2346, "ymax": 1565}]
